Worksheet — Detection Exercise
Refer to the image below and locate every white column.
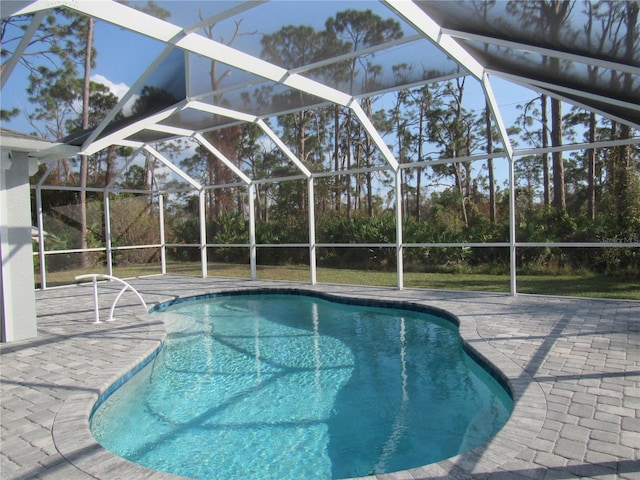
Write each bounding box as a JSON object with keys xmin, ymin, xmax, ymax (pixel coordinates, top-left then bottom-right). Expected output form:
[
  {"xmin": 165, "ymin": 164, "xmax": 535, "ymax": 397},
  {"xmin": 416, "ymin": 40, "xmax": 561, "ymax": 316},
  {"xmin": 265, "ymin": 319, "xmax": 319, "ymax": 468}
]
[
  {"xmin": 0, "ymin": 150, "xmax": 37, "ymax": 342},
  {"xmin": 508, "ymin": 157, "xmax": 517, "ymax": 296},
  {"xmin": 104, "ymin": 191, "xmax": 113, "ymax": 276},
  {"xmin": 395, "ymin": 170, "xmax": 404, "ymax": 290},
  {"xmin": 199, "ymin": 190, "xmax": 207, "ymax": 278},
  {"xmin": 308, "ymin": 177, "xmax": 317, "ymax": 285},
  {"xmin": 248, "ymin": 184, "xmax": 257, "ymax": 280},
  {"xmin": 35, "ymin": 177, "xmax": 47, "ymax": 289},
  {"xmin": 158, "ymin": 193, "xmax": 166, "ymax": 275}
]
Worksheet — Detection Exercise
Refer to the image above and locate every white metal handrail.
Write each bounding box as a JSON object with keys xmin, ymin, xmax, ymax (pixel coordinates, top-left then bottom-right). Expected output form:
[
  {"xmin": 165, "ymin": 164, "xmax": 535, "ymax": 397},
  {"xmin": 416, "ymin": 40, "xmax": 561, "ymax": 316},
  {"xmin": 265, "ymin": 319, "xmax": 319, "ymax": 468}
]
[{"xmin": 75, "ymin": 274, "xmax": 148, "ymax": 324}]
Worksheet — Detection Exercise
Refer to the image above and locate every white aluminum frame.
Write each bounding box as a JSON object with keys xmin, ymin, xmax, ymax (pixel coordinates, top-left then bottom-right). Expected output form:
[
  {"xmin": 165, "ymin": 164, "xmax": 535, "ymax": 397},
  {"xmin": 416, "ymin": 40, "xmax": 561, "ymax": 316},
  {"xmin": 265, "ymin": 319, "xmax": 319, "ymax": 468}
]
[{"xmin": 6, "ymin": 0, "xmax": 638, "ymax": 297}]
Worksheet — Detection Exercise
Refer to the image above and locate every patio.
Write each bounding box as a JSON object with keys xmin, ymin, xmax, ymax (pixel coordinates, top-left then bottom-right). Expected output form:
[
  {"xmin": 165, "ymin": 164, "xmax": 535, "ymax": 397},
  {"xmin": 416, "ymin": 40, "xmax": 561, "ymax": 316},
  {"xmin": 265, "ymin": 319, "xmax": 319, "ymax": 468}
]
[{"xmin": 1, "ymin": 276, "xmax": 638, "ymax": 479}]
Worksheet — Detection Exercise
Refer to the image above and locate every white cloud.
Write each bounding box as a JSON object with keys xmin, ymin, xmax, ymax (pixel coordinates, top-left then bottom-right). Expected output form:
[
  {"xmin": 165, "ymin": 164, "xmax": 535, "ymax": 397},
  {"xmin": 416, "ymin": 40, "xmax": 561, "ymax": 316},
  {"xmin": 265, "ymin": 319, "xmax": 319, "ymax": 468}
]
[
  {"xmin": 91, "ymin": 74, "xmax": 138, "ymax": 116},
  {"xmin": 91, "ymin": 74, "xmax": 129, "ymax": 99}
]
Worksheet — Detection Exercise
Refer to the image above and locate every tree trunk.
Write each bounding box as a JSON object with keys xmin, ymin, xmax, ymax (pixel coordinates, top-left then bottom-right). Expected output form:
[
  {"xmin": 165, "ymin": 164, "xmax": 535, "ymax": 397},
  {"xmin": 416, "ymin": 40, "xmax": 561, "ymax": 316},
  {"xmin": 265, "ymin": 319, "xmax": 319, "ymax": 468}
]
[
  {"xmin": 453, "ymin": 162, "xmax": 468, "ymax": 227},
  {"xmin": 361, "ymin": 98, "xmax": 374, "ymax": 217},
  {"xmin": 587, "ymin": 112, "xmax": 596, "ymax": 220},
  {"xmin": 541, "ymin": 95, "xmax": 551, "ymax": 206},
  {"xmin": 610, "ymin": 2, "xmax": 638, "ymax": 227},
  {"xmin": 609, "ymin": 120, "xmax": 618, "ymax": 189},
  {"xmin": 354, "ymin": 128, "xmax": 362, "ymax": 212},
  {"xmin": 104, "ymin": 145, "xmax": 116, "ymax": 188},
  {"xmin": 485, "ymin": 103, "xmax": 496, "ymax": 223},
  {"xmin": 79, "ymin": 17, "xmax": 94, "ymax": 268},
  {"xmin": 547, "ymin": 2, "xmax": 568, "ymax": 211},
  {"xmin": 551, "ymin": 97, "xmax": 565, "ymax": 210},
  {"xmin": 416, "ymin": 104, "xmax": 424, "ymax": 222}
]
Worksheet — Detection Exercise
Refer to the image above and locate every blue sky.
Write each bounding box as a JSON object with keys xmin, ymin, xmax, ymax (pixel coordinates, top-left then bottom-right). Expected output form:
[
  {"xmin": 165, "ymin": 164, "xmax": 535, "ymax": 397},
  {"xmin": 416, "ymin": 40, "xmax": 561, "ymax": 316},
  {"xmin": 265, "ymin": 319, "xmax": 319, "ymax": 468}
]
[
  {"xmin": 3, "ymin": 4, "xmax": 537, "ymax": 138},
  {"xmin": 2, "ymin": 4, "xmax": 543, "ymax": 191}
]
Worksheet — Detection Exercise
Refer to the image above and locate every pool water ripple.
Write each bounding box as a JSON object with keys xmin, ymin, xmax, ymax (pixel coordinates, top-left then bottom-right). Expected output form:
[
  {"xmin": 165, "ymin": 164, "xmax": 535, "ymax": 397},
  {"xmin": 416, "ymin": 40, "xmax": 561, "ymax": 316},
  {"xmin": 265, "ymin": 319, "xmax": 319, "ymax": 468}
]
[{"xmin": 90, "ymin": 292, "xmax": 512, "ymax": 479}]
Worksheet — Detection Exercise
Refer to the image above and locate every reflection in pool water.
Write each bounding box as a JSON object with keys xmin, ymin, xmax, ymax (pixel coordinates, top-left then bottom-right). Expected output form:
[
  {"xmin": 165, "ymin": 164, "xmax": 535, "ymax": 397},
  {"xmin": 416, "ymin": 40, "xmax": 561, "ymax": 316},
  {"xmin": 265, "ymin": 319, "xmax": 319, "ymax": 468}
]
[{"xmin": 90, "ymin": 292, "xmax": 512, "ymax": 479}]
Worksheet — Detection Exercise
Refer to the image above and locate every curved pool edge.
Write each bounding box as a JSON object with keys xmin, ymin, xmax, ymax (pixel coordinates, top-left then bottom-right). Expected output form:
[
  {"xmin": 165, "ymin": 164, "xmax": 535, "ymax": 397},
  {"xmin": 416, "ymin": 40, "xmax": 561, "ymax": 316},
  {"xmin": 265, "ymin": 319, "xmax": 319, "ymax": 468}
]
[
  {"xmin": 51, "ymin": 312, "xmax": 186, "ymax": 480},
  {"xmin": 52, "ymin": 285, "xmax": 546, "ymax": 480}
]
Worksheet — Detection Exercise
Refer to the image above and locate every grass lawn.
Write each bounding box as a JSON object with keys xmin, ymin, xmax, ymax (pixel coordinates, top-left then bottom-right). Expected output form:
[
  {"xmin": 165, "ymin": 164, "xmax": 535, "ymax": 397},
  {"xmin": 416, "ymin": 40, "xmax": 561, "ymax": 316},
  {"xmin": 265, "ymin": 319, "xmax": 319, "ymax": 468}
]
[{"xmin": 36, "ymin": 261, "xmax": 640, "ymax": 301}]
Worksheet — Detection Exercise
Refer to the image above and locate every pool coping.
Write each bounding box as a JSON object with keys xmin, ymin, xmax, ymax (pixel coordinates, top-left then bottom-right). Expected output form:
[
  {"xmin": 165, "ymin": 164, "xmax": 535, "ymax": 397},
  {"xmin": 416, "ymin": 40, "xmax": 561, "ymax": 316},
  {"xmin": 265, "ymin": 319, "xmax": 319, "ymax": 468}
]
[{"xmin": 51, "ymin": 283, "xmax": 546, "ymax": 480}]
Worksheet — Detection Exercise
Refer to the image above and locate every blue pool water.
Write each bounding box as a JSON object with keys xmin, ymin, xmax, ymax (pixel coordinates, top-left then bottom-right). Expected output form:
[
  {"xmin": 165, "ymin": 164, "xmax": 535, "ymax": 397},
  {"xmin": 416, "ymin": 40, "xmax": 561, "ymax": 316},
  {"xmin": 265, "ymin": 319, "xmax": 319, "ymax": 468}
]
[{"xmin": 90, "ymin": 292, "xmax": 512, "ymax": 479}]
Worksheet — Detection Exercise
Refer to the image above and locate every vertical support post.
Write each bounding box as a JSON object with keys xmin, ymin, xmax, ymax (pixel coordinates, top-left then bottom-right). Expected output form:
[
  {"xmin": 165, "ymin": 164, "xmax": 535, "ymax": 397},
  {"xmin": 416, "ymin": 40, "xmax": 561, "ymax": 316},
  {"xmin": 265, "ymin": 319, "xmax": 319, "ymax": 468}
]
[
  {"xmin": 395, "ymin": 170, "xmax": 404, "ymax": 290},
  {"xmin": 508, "ymin": 156, "xmax": 517, "ymax": 295},
  {"xmin": 483, "ymin": 74, "xmax": 516, "ymax": 295},
  {"xmin": 248, "ymin": 184, "xmax": 257, "ymax": 280},
  {"xmin": 91, "ymin": 276, "xmax": 100, "ymax": 324},
  {"xmin": 1, "ymin": 150, "xmax": 37, "ymax": 341},
  {"xmin": 35, "ymin": 180, "xmax": 47, "ymax": 290},
  {"xmin": 104, "ymin": 190, "xmax": 113, "ymax": 276},
  {"xmin": 308, "ymin": 177, "xmax": 317, "ymax": 285},
  {"xmin": 199, "ymin": 189, "xmax": 207, "ymax": 278},
  {"xmin": 158, "ymin": 193, "xmax": 166, "ymax": 275}
]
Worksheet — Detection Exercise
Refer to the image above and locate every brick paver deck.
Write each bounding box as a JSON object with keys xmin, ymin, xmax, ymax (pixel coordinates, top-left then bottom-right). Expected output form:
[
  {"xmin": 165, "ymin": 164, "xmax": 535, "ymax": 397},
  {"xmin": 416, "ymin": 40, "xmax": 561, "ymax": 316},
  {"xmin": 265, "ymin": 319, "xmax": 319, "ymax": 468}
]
[{"xmin": 1, "ymin": 276, "xmax": 638, "ymax": 479}]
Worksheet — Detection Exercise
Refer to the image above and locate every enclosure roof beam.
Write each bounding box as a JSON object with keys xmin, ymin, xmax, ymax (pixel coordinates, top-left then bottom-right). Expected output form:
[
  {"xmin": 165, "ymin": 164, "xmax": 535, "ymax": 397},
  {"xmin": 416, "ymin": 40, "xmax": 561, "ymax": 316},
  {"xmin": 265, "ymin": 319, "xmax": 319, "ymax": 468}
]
[
  {"xmin": 349, "ymin": 100, "xmax": 399, "ymax": 171},
  {"xmin": 183, "ymin": 1, "xmax": 268, "ymax": 35},
  {"xmin": 112, "ymin": 139, "xmax": 144, "ymax": 149},
  {"xmin": 495, "ymin": 73, "xmax": 638, "ymax": 113},
  {"xmin": 515, "ymin": 136, "xmax": 640, "ymax": 158},
  {"xmin": 80, "ymin": 103, "xmax": 185, "ymax": 156},
  {"xmin": 256, "ymin": 120, "xmax": 311, "ymax": 179},
  {"xmin": 381, "ymin": 1, "xmax": 516, "ymax": 159},
  {"xmin": 1, "ymin": 130, "xmax": 80, "ymax": 162},
  {"xmin": 187, "ymin": 101, "xmax": 258, "ymax": 124},
  {"xmin": 0, "ymin": 10, "xmax": 46, "ymax": 89},
  {"xmin": 193, "ymin": 133, "xmax": 252, "ymax": 185},
  {"xmin": 443, "ymin": 29, "xmax": 640, "ymax": 77},
  {"xmin": 491, "ymin": 71, "xmax": 640, "ymax": 130},
  {"xmin": 353, "ymin": 72, "xmax": 465, "ymax": 99},
  {"xmin": 146, "ymin": 124, "xmax": 194, "ymax": 138},
  {"xmin": 482, "ymin": 74, "xmax": 514, "ymax": 159},
  {"xmin": 105, "ymin": 146, "xmax": 146, "ymax": 191},
  {"xmin": 383, "ymin": 0, "xmax": 485, "ymax": 81},
  {"xmin": 143, "ymin": 145, "xmax": 202, "ymax": 191},
  {"xmin": 287, "ymin": 34, "xmax": 424, "ymax": 76},
  {"xmin": 81, "ymin": 45, "xmax": 179, "ymax": 152},
  {"xmin": 187, "ymin": 103, "xmax": 312, "ymax": 179},
  {"xmin": 0, "ymin": 1, "xmax": 63, "ymax": 18},
  {"xmin": 49, "ymin": 0, "xmax": 353, "ymax": 107}
]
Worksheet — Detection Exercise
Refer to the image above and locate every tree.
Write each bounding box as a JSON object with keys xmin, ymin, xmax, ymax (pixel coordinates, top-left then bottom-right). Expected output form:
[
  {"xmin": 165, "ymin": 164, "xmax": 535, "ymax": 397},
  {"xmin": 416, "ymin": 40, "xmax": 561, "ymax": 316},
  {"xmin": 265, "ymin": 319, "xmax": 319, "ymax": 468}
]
[
  {"xmin": 604, "ymin": 1, "xmax": 640, "ymax": 235},
  {"xmin": 484, "ymin": 102, "xmax": 497, "ymax": 222},
  {"xmin": 427, "ymin": 77, "xmax": 482, "ymax": 227},
  {"xmin": 234, "ymin": 123, "xmax": 274, "ymax": 222},
  {"xmin": 325, "ymin": 9, "xmax": 402, "ymax": 216},
  {"xmin": 551, "ymin": 94, "xmax": 566, "ymax": 210},
  {"xmin": 517, "ymin": 96, "xmax": 551, "ymax": 206},
  {"xmin": 64, "ymin": 80, "xmax": 120, "ymax": 187},
  {"xmin": 507, "ymin": 0, "xmax": 574, "ymax": 210},
  {"xmin": 540, "ymin": 95, "xmax": 551, "ymax": 206},
  {"xmin": 384, "ymin": 76, "xmax": 412, "ymax": 217},
  {"xmin": 78, "ymin": 15, "xmax": 94, "ymax": 267},
  {"xmin": 546, "ymin": 1, "xmax": 571, "ymax": 211},
  {"xmin": 1, "ymin": 10, "xmax": 80, "ymax": 121},
  {"xmin": 197, "ymin": 15, "xmax": 255, "ymax": 219},
  {"xmin": 325, "ymin": 9, "xmax": 402, "ymax": 94},
  {"xmin": 581, "ymin": 0, "xmax": 620, "ymax": 219},
  {"xmin": 19, "ymin": 10, "xmax": 97, "ymax": 264}
]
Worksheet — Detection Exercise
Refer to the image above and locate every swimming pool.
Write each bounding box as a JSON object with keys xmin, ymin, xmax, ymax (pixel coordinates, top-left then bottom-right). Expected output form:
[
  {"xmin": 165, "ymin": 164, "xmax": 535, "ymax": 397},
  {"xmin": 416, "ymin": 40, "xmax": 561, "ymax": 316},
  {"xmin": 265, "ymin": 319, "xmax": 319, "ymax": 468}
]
[{"xmin": 90, "ymin": 290, "xmax": 512, "ymax": 479}]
